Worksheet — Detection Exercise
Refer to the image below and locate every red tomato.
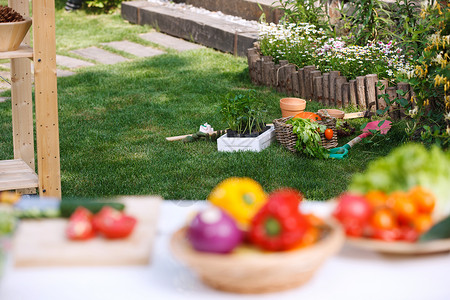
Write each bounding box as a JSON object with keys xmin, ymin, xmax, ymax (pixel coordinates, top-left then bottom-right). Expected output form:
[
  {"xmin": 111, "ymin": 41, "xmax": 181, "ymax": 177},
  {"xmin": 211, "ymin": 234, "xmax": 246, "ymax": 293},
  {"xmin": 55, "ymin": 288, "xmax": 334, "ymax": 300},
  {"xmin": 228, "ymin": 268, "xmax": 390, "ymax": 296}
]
[
  {"xmin": 370, "ymin": 208, "xmax": 397, "ymax": 230},
  {"xmin": 399, "ymin": 227, "xmax": 420, "ymax": 242},
  {"xmin": 324, "ymin": 128, "xmax": 333, "ymax": 140},
  {"xmin": 389, "ymin": 191, "xmax": 417, "ymax": 223},
  {"xmin": 66, "ymin": 207, "xmax": 95, "ymax": 241},
  {"xmin": 365, "ymin": 190, "xmax": 388, "ymax": 208},
  {"xmin": 413, "ymin": 214, "xmax": 433, "ymax": 233},
  {"xmin": 408, "ymin": 186, "xmax": 436, "ymax": 214},
  {"xmin": 372, "ymin": 228, "xmax": 401, "ymax": 242},
  {"xmin": 333, "ymin": 193, "xmax": 372, "ymax": 237},
  {"xmin": 93, "ymin": 206, "xmax": 137, "ymax": 239}
]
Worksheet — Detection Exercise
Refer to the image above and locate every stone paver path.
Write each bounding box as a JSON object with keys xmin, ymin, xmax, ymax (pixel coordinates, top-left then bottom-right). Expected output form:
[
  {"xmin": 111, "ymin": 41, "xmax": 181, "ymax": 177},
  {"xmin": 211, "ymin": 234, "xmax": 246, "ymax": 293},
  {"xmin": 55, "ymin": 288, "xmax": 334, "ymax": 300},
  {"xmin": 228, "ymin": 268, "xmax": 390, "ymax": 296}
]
[
  {"xmin": 140, "ymin": 32, "xmax": 203, "ymax": 52},
  {"xmin": 71, "ymin": 47, "xmax": 129, "ymax": 65},
  {"xmin": 0, "ymin": 31, "xmax": 203, "ymax": 93},
  {"xmin": 56, "ymin": 55, "xmax": 95, "ymax": 69},
  {"xmin": 102, "ymin": 41, "xmax": 165, "ymax": 58}
]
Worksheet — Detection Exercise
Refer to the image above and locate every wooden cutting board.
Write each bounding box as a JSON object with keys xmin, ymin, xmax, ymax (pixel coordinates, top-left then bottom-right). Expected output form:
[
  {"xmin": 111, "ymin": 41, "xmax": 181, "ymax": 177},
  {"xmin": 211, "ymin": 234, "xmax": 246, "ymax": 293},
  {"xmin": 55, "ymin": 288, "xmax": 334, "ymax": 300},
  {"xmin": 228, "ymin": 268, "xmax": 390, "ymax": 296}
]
[{"xmin": 13, "ymin": 195, "xmax": 162, "ymax": 267}]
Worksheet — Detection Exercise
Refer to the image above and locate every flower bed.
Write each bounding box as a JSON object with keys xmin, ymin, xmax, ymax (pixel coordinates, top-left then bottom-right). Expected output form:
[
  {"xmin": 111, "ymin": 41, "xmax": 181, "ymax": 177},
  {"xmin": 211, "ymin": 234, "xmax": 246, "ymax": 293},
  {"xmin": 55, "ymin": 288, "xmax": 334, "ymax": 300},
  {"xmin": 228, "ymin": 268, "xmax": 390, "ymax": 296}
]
[{"xmin": 247, "ymin": 22, "xmax": 417, "ymax": 119}]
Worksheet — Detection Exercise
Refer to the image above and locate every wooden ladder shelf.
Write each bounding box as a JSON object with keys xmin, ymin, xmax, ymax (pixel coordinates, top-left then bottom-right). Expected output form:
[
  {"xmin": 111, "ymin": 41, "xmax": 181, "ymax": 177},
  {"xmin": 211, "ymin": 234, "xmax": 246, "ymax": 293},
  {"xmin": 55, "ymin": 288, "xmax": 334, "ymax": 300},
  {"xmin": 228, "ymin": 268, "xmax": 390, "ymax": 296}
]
[{"xmin": 0, "ymin": 0, "xmax": 61, "ymax": 198}]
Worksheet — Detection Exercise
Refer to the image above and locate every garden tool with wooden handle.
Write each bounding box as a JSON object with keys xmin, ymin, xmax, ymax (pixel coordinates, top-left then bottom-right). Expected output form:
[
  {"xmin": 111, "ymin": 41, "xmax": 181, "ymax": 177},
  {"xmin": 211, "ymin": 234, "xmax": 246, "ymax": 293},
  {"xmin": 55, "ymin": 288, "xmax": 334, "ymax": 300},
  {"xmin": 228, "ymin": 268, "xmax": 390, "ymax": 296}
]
[{"xmin": 329, "ymin": 120, "xmax": 392, "ymax": 159}]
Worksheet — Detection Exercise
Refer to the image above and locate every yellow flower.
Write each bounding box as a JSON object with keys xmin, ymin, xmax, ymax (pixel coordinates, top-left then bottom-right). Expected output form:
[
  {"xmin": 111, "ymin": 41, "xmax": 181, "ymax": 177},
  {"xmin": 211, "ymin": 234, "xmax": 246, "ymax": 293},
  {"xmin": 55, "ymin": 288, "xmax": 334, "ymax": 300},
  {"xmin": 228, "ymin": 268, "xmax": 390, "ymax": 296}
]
[{"xmin": 208, "ymin": 177, "xmax": 267, "ymax": 228}]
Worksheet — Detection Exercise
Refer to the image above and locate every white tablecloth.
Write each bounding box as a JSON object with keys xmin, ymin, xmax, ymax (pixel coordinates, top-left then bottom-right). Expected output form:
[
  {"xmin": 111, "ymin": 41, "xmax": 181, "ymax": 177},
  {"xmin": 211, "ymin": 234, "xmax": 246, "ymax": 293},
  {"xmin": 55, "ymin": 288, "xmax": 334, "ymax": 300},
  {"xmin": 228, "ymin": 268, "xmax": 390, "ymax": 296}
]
[{"xmin": 1, "ymin": 201, "xmax": 449, "ymax": 300}]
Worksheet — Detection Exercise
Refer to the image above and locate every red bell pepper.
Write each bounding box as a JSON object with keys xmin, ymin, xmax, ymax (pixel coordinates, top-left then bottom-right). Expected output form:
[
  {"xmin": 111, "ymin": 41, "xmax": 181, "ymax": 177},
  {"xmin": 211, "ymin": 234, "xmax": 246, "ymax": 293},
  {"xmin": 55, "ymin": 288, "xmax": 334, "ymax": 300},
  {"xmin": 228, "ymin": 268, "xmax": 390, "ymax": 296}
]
[{"xmin": 249, "ymin": 189, "xmax": 310, "ymax": 251}]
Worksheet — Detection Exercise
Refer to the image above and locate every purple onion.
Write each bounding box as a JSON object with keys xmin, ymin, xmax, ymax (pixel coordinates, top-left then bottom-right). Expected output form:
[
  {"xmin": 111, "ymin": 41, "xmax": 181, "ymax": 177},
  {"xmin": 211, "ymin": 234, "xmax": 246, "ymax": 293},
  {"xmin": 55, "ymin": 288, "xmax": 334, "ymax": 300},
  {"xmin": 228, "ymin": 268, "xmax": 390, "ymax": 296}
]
[{"xmin": 187, "ymin": 207, "xmax": 243, "ymax": 254}]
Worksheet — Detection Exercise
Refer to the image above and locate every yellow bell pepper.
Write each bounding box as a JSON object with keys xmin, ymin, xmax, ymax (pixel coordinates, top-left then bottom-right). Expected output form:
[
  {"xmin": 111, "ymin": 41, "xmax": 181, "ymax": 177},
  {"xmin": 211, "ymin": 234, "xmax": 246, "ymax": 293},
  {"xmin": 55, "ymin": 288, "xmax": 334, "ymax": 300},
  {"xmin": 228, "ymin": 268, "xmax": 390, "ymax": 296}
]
[{"xmin": 208, "ymin": 177, "xmax": 267, "ymax": 228}]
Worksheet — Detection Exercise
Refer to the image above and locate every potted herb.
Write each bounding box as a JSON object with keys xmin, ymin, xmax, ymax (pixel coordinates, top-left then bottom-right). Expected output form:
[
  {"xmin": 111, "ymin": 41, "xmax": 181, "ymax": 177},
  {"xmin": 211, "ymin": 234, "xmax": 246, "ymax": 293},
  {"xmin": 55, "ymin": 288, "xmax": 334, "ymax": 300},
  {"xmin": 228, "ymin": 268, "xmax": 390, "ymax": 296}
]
[
  {"xmin": 219, "ymin": 90, "xmax": 268, "ymax": 137},
  {"xmin": 217, "ymin": 90, "xmax": 275, "ymax": 152},
  {"xmin": 0, "ymin": 5, "xmax": 32, "ymax": 52}
]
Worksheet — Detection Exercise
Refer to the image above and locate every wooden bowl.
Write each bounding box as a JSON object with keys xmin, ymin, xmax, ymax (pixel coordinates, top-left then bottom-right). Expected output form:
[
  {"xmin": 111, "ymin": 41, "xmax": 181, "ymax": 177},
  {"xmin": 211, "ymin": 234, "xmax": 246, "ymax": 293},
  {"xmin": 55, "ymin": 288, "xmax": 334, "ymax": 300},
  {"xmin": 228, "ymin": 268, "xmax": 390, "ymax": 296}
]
[
  {"xmin": 318, "ymin": 109, "xmax": 345, "ymax": 119},
  {"xmin": 170, "ymin": 220, "xmax": 344, "ymax": 294},
  {"xmin": 0, "ymin": 17, "xmax": 32, "ymax": 52},
  {"xmin": 280, "ymin": 98, "xmax": 307, "ymax": 117}
]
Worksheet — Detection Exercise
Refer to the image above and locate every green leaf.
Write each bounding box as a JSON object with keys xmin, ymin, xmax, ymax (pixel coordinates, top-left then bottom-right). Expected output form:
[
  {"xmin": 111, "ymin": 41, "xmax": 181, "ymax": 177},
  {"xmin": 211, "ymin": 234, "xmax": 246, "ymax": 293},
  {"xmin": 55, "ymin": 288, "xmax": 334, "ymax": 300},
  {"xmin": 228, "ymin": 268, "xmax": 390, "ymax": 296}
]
[{"xmin": 419, "ymin": 215, "xmax": 450, "ymax": 242}]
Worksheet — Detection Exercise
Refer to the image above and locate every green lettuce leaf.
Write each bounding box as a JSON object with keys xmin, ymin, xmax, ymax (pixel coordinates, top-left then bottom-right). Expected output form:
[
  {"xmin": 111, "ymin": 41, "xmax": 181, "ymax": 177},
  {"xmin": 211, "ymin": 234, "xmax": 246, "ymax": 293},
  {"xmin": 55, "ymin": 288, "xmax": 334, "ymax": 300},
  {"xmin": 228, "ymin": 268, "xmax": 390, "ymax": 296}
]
[{"xmin": 349, "ymin": 143, "xmax": 450, "ymax": 219}]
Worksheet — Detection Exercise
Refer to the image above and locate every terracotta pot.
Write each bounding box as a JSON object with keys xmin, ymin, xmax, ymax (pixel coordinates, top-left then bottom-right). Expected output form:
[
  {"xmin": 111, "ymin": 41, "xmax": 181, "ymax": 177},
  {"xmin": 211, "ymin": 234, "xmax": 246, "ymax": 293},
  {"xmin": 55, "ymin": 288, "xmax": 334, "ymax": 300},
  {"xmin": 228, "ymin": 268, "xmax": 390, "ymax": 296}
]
[
  {"xmin": 317, "ymin": 109, "xmax": 345, "ymax": 119},
  {"xmin": 280, "ymin": 98, "xmax": 306, "ymax": 117},
  {"xmin": 0, "ymin": 17, "xmax": 32, "ymax": 52}
]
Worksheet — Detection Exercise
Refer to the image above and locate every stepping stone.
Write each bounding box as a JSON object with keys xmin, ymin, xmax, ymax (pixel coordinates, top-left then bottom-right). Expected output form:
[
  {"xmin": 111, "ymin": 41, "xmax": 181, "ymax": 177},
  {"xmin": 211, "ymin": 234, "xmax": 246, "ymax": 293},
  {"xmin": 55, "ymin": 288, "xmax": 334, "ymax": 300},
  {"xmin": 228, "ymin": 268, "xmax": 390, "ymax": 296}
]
[
  {"xmin": 0, "ymin": 71, "xmax": 11, "ymax": 91},
  {"xmin": 71, "ymin": 47, "xmax": 128, "ymax": 65},
  {"xmin": 102, "ymin": 40, "xmax": 165, "ymax": 57},
  {"xmin": 139, "ymin": 32, "xmax": 203, "ymax": 52},
  {"xmin": 0, "ymin": 97, "xmax": 10, "ymax": 103},
  {"xmin": 56, "ymin": 55, "xmax": 95, "ymax": 69},
  {"xmin": 57, "ymin": 69, "xmax": 76, "ymax": 77}
]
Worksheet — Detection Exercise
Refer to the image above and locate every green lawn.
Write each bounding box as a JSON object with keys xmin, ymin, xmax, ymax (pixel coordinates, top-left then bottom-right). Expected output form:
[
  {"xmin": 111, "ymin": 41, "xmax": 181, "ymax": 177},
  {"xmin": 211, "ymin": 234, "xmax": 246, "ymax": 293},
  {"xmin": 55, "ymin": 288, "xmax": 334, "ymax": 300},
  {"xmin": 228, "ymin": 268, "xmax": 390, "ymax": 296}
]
[{"xmin": 0, "ymin": 2, "xmax": 408, "ymax": 200}]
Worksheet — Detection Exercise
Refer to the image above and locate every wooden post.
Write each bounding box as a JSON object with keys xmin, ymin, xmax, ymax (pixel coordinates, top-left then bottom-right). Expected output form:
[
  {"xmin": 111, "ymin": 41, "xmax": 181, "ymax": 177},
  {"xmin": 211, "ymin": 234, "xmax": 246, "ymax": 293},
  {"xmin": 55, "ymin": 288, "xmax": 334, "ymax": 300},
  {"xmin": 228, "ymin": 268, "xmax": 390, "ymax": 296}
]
[
  {"xmin": 386, "ymin": 87, "xmax": 399, "ymax": 120},
  {"xmin": 356, "ymin": 76, "xmax": 366, "ymax": 109},
  {"xmin": 335, "ymin": 76, "xmax": 347, "ymax": 108},
  {"xmin": 329, "ymin": 71, "xmax": 340, "ymax": 106},
  {"xmin": 269, "ymin": 62, "xmax": 276, "ymax": 88},
  {"xmin": 298, "ymin": 68, "xmax": 305, "ymax": 99},
  {"xmin": 311, "ymin": 70, "xmax": 322, "ymax": 101},
  {"xmin": 256, "ymin": 59, "xmax": 263, "ymax": 85},
  {"xmin": 323, "ymin": 73, "xmax": 329, "ymax": 106},
  {"xmin": 377, "ymin": 79, "xmax": 389, "ymax": 112},
  {"xmin": 284, "ymin": 65, "xmax": 296, "ymax": 95},
  {"xmin": 263, "ymin": 61, "xmax": 273, "ymax": 87},
  {"xmin": 314, "ymin": 76, "xmax": 323, "ymax": 103},
  {"xmin": 303, "ymin": 66, "xmax": 316, "ymax": 100},
  {"xmin": 292, "ymin": 71, "xmax": 300, "ymax": 96},
  {"xmin": 247, "ymin": 48, "xmax": 259, "ymax": 84},
  {"xmin": 33, "ymin": 0, "xmax": 61, "ymax": 198},
  {"xmin": 365, "ymin": 74, "xmax": 378, "ymax": 113},
  {"xmin": 277, "ymin": 60, "xmax": 288, "ymax": 93},
  {"xmin": 349, "ymin": 79, "xmax": 357, "ymax": 107},
  {"xmin": 342, "ymin": 82, "xmax": 350, "ymax": 108},
  {"xmin": 9, "ymin": 0, "xmax": 35, "ymax": 194}
]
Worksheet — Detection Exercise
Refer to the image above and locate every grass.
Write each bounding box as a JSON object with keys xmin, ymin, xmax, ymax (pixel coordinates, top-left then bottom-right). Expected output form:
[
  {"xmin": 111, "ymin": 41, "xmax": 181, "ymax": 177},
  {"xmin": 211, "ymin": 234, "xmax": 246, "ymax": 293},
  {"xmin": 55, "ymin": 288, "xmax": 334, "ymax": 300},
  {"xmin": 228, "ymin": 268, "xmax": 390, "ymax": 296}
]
[{"xmin": 0, "ymin": 1, "xmax": 408, "ymax": 200}]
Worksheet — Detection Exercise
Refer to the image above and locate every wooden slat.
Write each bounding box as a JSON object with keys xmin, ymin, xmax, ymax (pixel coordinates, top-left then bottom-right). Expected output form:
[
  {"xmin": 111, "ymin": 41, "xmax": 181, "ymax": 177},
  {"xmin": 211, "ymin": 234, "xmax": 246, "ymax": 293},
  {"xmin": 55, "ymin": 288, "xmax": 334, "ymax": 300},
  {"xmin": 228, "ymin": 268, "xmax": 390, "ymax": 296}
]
[
  {"xmin": 33, "ymin": 0, "xmax": 61, "ymax": 198},
  {"xmin": 10, "ymin": 0, "xmax": 35, "ymax": 195},
  {"xmin": 0, "ymin": 159, "xmax": 38, "ymax": 191},
  {"xmin": 0, "ymin": 45, "xmax": 33, "ymax": 59}
]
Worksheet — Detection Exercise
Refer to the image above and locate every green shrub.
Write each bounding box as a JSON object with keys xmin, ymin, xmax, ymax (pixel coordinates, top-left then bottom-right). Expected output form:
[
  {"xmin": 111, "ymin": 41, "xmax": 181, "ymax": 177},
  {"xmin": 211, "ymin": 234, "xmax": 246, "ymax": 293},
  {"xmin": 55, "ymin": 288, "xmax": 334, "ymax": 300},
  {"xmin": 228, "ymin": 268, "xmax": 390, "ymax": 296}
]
[{"xmin": 85, "ymin": 0, "xmax": 122, "ymax": 13}]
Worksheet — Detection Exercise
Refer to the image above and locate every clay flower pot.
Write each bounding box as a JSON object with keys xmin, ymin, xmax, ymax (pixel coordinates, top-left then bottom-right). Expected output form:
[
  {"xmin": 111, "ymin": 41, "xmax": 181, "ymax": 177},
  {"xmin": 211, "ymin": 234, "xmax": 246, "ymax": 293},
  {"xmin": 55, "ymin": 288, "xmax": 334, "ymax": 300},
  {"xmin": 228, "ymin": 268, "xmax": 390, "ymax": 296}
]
[
  {"xmin": 0, "ymin": 17, "xmax": 32, "ymax": 52},
  {"xmin": 280, "ymin": 98, "xmax": 306, "ymax": 117}
]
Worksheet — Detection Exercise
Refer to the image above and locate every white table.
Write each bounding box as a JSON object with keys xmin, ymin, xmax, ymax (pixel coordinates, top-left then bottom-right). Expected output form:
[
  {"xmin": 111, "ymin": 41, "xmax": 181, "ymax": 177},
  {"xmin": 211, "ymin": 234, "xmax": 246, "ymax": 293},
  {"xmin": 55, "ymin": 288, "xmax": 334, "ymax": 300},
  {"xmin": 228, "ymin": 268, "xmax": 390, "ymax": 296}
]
[{"xmin": 1, "ymin": 201, "xmax": 449, "ymax": 300}]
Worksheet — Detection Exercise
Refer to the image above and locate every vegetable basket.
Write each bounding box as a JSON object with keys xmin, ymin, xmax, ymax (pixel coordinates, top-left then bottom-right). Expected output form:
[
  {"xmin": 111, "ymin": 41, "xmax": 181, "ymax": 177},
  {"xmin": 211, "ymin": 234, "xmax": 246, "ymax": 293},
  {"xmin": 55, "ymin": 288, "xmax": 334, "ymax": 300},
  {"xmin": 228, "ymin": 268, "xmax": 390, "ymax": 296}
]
[
  {"xmin": 170, "ymin": 219, "xmax": 344, "ymax": 294},
  {"xmin": 273, "ymin": 112, "xmax": 338, "ymax": 153}
]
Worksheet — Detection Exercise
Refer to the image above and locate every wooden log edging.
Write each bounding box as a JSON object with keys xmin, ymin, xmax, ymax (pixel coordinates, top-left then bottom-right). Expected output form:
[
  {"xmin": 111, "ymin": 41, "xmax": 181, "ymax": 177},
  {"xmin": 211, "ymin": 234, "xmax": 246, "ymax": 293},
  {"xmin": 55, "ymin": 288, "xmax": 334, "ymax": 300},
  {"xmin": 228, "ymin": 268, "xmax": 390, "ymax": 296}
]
[{"xmin": 247, "ymin": 47, "xmax": 410, "ymax": 119}]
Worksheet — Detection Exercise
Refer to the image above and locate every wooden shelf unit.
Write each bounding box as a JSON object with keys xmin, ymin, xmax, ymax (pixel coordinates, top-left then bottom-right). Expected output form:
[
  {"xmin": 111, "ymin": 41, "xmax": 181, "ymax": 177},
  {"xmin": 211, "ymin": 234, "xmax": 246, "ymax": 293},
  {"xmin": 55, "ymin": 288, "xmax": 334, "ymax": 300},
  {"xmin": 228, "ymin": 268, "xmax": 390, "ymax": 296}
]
[{"xmin": 0, "ymin": 0, "xmax": 61, "ymax": 198}]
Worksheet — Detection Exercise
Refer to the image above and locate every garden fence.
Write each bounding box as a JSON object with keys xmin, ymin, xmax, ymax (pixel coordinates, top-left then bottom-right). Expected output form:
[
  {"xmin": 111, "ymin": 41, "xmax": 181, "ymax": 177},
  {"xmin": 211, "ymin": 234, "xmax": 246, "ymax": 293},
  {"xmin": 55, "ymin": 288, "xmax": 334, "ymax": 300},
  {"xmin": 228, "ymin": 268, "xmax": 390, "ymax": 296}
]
[{"xmin": 247, "ymin": 47, "xmax": 413, "ymax": 119}]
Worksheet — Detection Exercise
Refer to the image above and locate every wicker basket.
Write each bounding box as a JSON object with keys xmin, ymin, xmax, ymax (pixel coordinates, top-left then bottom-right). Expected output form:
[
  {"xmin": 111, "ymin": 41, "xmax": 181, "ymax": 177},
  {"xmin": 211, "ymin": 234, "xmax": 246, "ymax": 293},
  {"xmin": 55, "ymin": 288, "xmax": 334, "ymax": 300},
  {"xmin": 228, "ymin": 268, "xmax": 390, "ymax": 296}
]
[
  {"xmin": 170, "ymin": 220, "xmax": 344, "ymax": 294},
  {"xmin": 273, "ymin": 112, "xmax": 338, "ymax": 153}
]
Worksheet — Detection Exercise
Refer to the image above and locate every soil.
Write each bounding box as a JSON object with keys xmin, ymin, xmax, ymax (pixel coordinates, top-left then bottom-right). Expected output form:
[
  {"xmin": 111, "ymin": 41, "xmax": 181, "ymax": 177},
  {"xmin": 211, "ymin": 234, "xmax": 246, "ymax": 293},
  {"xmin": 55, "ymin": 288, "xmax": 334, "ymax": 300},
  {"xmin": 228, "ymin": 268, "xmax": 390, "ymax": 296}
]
[{"xmin": 226, "ymin": 125, "xmax": 270, "ymax": 138}]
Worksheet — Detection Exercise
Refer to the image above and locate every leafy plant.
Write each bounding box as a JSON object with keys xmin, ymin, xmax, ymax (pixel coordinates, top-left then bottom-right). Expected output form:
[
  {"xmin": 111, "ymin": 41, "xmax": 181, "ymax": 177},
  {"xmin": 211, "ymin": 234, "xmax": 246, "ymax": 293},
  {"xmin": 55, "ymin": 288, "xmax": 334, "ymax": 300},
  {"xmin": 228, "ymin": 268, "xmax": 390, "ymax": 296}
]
[
  {"xmin": 343, "ymin": 0, "xmax": 393, "ymax": 45},
  {"xmin": 395, "ymin": 1, "xmax": 450, "ymax": 147},
  {"xmin": 218, "ymin": 90, "xmax": 266, "ymax": 135},
  {"xmin": 286, "ymin": 118, "xmax": 328, "ymax": 159},
  {"xmin": 85, "ymin": 0, "xmax": 122, "ymax": 13},
  {"xmin": 274, "ymin": 0, "xmax": 331, "ymax": 31}
]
